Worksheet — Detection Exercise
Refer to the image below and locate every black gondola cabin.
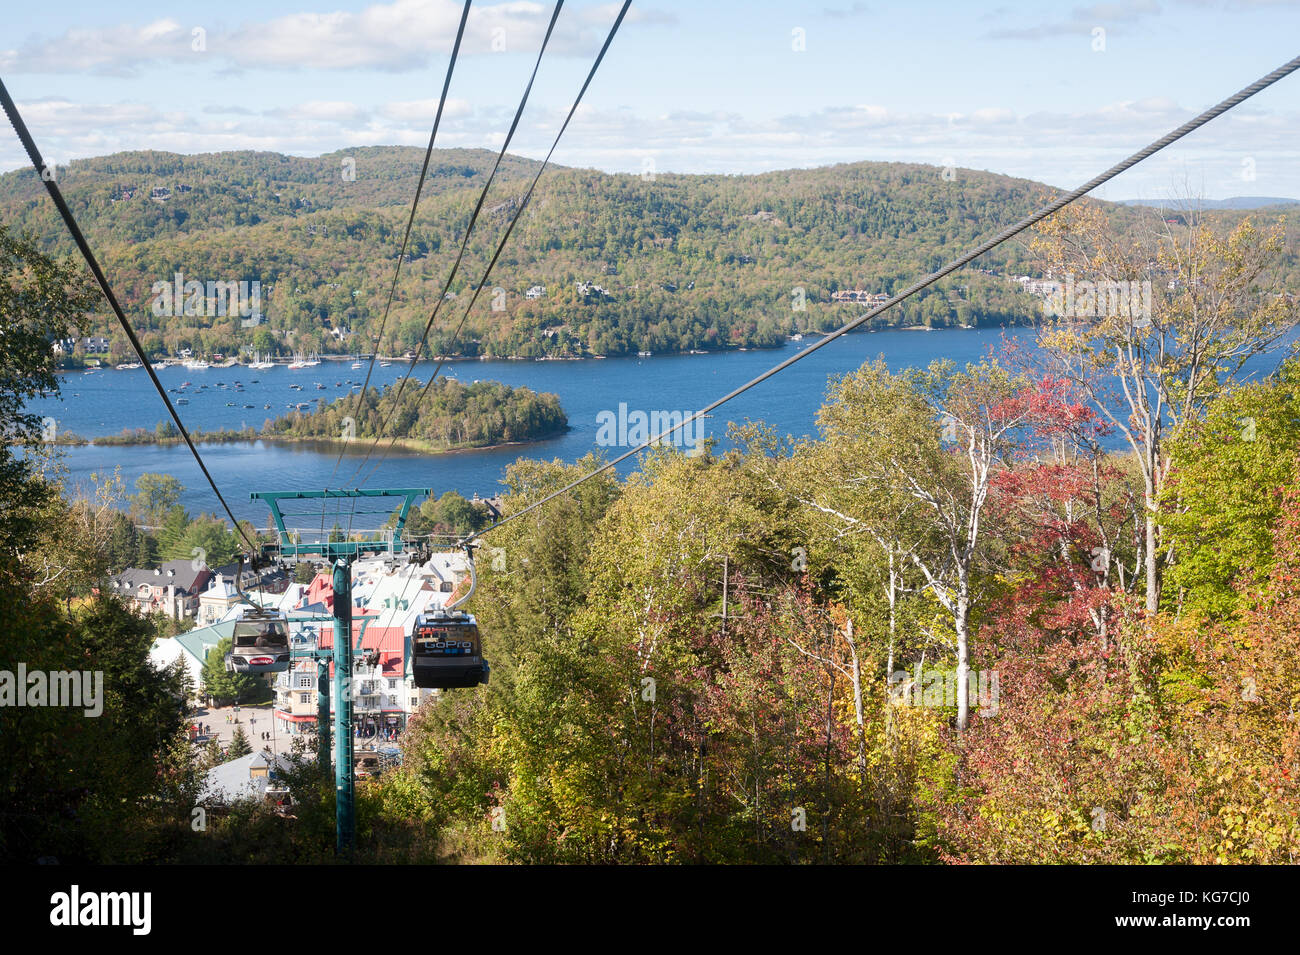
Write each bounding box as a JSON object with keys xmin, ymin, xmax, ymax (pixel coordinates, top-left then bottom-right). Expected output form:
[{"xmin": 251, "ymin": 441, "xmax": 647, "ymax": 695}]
[
  {"xmin": 225, "ymin": 609, "xmax": 292, "ymax": 674},
  {"xmin": 411, "ymin": 610, "xmax": 489, "ymax": 689}
]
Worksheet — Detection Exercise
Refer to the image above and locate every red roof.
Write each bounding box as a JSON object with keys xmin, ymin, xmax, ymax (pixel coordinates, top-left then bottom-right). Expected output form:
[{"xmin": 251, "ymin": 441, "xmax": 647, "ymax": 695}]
[
  {"xmin": 315, "ymin": 621, "xmax": 406, "ymax": 678},
  {"xmin": 314, "ymin": 614, "xmax": 393, "ymax": 651},
  {"xmin": 378, "ymin": 651, "xmax": 404, "ymax": 678},
  {"xmin": 300, "ymin": 572, "xmax": 335, "ymax": 611}
]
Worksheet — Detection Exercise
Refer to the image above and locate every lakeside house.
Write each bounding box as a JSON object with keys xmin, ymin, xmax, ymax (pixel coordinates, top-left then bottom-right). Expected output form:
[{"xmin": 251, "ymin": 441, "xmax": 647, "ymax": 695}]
[
  {"xmin": 52, "ymin": 336, "xmax": 110, "ymax": 354},
  {"xmin": 830, "ymin": 290, "xmax": 890, "ymax": 306},
  {"xmin": 1014, "ymin": 275, "xmax": 1063, "ymax": 297},
  {"xmin": 196, "ymin": 573, "xmax": 242, "ymax": 627}
]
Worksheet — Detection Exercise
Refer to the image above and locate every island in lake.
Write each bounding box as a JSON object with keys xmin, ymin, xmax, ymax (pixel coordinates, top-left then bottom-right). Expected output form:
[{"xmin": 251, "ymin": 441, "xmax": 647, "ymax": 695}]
[{"xmin": 66, "ymin": 377, "xmax": 568, "ymax": 454}]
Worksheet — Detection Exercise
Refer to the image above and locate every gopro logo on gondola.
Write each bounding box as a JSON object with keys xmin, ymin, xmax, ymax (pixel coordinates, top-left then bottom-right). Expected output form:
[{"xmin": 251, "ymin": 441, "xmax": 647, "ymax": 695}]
[{"xmin": 418, "ymin": 639, "xmax": 473, "ymax": 651}]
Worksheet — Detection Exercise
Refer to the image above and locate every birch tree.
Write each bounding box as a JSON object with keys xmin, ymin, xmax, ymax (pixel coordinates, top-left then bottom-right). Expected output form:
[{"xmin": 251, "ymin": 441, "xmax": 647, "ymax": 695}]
[
  {"xmin": 1032, "ymin": 202, "xmax": 1296, "ymax": 613},
  {"xmin": 807, "ymin": 359, "xmax": 1035, "ymax": 731}
]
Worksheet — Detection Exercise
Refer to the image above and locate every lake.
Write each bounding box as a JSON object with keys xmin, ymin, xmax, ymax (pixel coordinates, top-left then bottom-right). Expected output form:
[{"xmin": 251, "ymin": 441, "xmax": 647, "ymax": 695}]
[{"xmin": 27, "ymin": 324, "xmax": 1295, "ymax": 523}]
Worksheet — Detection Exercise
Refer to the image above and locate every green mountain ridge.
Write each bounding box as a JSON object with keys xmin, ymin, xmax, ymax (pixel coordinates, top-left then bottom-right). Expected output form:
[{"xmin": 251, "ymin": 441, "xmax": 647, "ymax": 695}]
[{"xmin": 4, "ymin": 146, "xmax": 1296, "ymax": 360}]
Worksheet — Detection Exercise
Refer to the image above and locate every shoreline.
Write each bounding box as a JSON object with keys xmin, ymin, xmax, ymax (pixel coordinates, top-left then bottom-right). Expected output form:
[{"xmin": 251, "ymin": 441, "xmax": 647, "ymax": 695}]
[
  {"xmin": 68, "ymin": 427, "xmax": 572, "ymax": 456},
  {"xmin": 57, "ymin": 320, "xmax": 1042, "ymax": 373}
]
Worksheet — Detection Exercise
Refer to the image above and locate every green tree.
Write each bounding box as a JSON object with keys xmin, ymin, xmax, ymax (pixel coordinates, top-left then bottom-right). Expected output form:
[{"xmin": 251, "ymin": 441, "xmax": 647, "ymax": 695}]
[
  {"xmin": 200, "ymin": 637, "xmax": 269, "ymax": 705},
  {"xmin": 0, "ymin": 224, "xmax": 202, "ymax": 864},
  {"xmin": 198, "ymin": 737, "xmax": 226, "ymax": 772},
  {"xmin": 1033, "ymin": 205, "xmax": 1298, "ymax": 612},
  {"xmin": 420, "ymin": 490, "xmax": 487, "ymax": 536},
  {"xmin": 133, "ymin": 473, "xmax": 184, "ymax": 527},
  {"xmin": 807, "ymin": 358, "xmax": 1033, "ymax": 730},
  {"xmin": 0, "ymin": 589, "xmax": 194, "ymax": 862},
  {"xmin": 1160, "ymin": 360, "xmax": 1300, "ymax": 620},
  {"xmin": 105, "ymin": 511, "xmax": 141, "ymax": 571},
  {"xmin": 0, "ymin": 225, "xmax": 95, "ymax": 559},
  {"xmin": 176, "ymin": 516, "xmax": 240, "ymax": 569},
  {"xmin": 227, "ymin": 727, "xmax": 253, "ymax": 760},
  {"xmin": 157, "ymin": 503, "xmax": 191, "ymax": 558},
  {"xmin": 251, "ymin": 326, "xmax": 277, "ymax": 357}
]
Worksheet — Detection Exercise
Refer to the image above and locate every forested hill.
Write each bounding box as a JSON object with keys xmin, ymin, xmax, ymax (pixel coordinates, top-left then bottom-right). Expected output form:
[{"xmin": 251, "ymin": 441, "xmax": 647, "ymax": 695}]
[
  {"xmin": 4, "ymin": 147, "xmax": 1296, "ymax": 360},
  {"xmin": 0, "ymin": 147, "xmax": 543, "ymax": 240}
]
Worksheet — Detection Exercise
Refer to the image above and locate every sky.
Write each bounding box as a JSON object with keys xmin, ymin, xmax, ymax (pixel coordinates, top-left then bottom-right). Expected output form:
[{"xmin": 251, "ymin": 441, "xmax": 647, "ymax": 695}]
[{"xmin": 2, "ymin": 0, "xmax": 1299, "ymax": 199}]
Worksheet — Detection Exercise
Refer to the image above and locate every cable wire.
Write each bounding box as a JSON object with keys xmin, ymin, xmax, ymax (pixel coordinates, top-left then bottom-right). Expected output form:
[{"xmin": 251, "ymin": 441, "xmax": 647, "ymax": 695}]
[
  {"xmin": 355, "ymin": 0, "xmax": 634, "ymax": 487},
  {"xmin": 462, "ymin": 52, "xmax": 1300, "ymax": 545},
  {"xmin": 331, "ymin": 0, "xmax": 473, "ymax": 481},
  {"xmin": 340, "ymin": 0, "xmax": 567, "ymax": 486},
  {"xmin": 0, "ymin": 76, "xmax": 259, "ymax": 553}
]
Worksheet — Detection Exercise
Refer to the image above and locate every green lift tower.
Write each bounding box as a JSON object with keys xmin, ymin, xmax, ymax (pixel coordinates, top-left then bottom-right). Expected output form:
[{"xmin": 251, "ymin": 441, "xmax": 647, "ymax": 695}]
[{"xmin": 251, "ymin": 488, "xmax": 430, "ymax": 856}]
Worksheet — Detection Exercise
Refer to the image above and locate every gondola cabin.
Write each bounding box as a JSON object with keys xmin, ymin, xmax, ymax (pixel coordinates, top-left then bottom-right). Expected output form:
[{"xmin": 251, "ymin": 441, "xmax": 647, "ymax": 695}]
[
  {"xmin": 411, "ymin": 610, "xmax": 489, "ymax": 689},
  {"xmin": 225, "ymin": 609, "xmax": 292, "ymax": 674}
]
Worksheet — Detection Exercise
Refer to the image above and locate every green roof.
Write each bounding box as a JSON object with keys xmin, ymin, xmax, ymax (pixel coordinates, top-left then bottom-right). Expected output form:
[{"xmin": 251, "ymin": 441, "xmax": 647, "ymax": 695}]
[{"xmin": 173, "ymin": 619, "xmax": 237, "ymax": 664}]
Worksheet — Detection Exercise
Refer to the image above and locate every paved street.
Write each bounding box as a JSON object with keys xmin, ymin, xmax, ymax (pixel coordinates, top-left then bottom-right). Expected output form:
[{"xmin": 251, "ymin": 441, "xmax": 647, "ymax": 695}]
[
  {"xmin": 187, "ymin": 703, "xmax": 400, "ymax": 764},
  {"xmin": 187, "ymin": 703, "xmax": 303, "ymax": 760}
]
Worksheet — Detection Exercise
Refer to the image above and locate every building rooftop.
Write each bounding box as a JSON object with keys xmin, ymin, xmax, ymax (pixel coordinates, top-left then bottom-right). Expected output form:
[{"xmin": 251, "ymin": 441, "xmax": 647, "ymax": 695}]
[
  {"xmin": 111, "ymin": 559, "xmax": 210, "ymax": 595},
  {"xmin": 200, "ymin": 750, "xmax": 297, "ymax": 804}
]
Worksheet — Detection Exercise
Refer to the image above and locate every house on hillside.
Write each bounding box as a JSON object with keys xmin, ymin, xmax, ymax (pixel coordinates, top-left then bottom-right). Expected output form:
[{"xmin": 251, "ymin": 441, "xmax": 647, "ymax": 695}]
[
  {"xmin": 275, "ymin": 661, "xmax": 322, "ymax": 736},
  {"xmin": 1014, "ymin": 276, "xmax": 1062, "ymax": 299},
  {"xmin": 270, "ymin": 554, "xmax": 473, "ymax": 740},
  {"xmin": 197, "ymin": 573, "xmax": 242, "ymax": 627},
  {"xmin": 830, "ymin": 290, "xmax": 889, "ymax": 306},
  {"xmin": 240, "ymin": 582, "xmax": 308, "ymax": 617},
  {"xmin": 212, "ymin": 560, "xmax": 288, "ymax": 595},
  {"xmin": 153, "ymin": 585, "xmax": 320, "ymax": 698},
  {"xmin": 109, "ymin": 560, "xmax": 213, "ymax": 620}
]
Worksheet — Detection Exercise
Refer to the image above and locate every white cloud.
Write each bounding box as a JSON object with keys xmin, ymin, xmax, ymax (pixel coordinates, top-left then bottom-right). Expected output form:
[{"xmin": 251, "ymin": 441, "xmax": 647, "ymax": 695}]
[
  {"xmin": 1, "ymin": 0, "xmax": 671, "ymax": 76},
  {"xmin": 378, "ymin": 97, "xmax": 473, "ymax": 121},
  {"xmin": 1, "ymin": 93, "xmax": 1294, "ymax": 200},
  {"xmin": 988, "ymin": 0, "xmax": 1163, "ymax": 39},
  {"xmin": 269, "ymin": 100, "xmax": 371, "ymax": 123},
  {"xmin": 0, "ymin": 18, "xmax": 194, "ymax": 76}
]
